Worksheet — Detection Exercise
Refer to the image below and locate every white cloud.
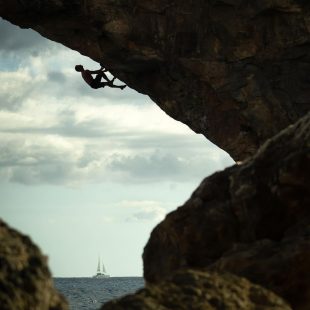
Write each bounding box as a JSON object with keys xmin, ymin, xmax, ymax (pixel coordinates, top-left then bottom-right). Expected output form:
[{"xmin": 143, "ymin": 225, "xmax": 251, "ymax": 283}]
[
  {"xmin": 0, "ymin": 19, "xmax": 234, "ymax": 187},
  {"xmin": 116, "ymin": 200, "xmax": 169, "ymax": 222},
  {"xmin": 0, "ymin": 18, "xmax": 55, "ymax": 56},
  {"xmin": 127, "ymin": 207, "xmax": 166, "ymax": 222},
  {"xmin": 0, "ymin": 16, "xmax": 236, "ymax": 279},
  {"xmin": 0, "ymin": 76, "xmax": 233, "ymax": 186},
  {"xmin": 0, "ymin": 69, "xmax": 35, "ymax": 111}
]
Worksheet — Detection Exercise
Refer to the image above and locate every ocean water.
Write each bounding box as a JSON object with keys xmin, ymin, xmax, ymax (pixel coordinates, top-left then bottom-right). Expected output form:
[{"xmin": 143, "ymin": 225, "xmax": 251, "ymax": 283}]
[{"xmin": 54, "ymin": 277, "xmax": 144, "ymax": 310}]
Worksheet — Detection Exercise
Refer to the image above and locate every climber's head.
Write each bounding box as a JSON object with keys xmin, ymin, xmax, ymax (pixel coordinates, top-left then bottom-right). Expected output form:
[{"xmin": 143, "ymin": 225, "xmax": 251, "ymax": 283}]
[{"xmin": 75, "ymin": 65, "xmax": 84, "ymax": 72}]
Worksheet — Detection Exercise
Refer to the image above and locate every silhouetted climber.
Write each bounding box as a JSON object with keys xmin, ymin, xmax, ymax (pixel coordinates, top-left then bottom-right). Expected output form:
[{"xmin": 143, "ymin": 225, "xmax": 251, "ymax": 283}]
[{"xmin": 75, "ymin": 65, "xmax": 126, "ymax": 90}]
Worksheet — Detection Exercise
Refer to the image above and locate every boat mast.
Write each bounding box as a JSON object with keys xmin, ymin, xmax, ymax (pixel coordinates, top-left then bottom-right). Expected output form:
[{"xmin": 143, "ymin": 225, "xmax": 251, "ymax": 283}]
[
  {"xmin": 97, "ymin": 256, "xmax": 101, "ymax": 274},
  {"xmin": 102, "ymin": 262, "xmax": 106, "ymax": 274}
]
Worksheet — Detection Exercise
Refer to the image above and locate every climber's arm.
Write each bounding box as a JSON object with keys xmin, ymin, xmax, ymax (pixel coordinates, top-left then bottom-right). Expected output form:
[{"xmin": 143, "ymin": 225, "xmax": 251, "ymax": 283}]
[
  {"xmin": 88, "ymin": 69, "xmax": 104, "ymax": 74},
  {"xmin": 89, "ymin": 67, "xmax": 108, "ymax": 74}
]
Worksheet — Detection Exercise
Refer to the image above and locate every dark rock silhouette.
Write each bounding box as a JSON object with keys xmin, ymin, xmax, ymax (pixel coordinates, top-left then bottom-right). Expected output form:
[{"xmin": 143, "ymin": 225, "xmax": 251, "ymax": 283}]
[
  {"xmin": 101, "ymin": 269, "xmax": 291, "ymax": 310},
  {"xmin": 0, "ymin": 1, "xmax": 309, "ymax": 309},
  {"xmin": 1, "ymin": 0, "xmax": 310, "ymax": 160},
  {"xmin": 143, "ymin": 113, "xmax": 310, "ymax": 309},
  {"xmin": 0, "ymin": 220, "xmax": 68, "ymax": 310}
]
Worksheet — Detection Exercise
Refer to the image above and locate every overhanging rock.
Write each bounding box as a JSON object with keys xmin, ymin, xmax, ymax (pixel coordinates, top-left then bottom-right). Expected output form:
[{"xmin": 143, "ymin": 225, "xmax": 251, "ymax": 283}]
[{"xmin": 1, "ymin": 0, "xmax": 310, "ymax": 160}]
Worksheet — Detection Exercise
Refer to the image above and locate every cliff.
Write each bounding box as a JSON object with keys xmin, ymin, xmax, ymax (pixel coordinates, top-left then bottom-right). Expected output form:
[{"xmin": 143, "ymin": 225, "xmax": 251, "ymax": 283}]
[
  {"xmin": 0, "ymin": 0, "xmax": 309, "ymax": 309},
  {"xmin": 1, "ymin": 0, "xmax": 310, "ymax": 160},
  {"xmin": 101, "ymin": 269, "xmax": 291, "ymax": 310},
  {"xmin": 143, "ymin": 112, "xmax": 310, "ymax": 309}
]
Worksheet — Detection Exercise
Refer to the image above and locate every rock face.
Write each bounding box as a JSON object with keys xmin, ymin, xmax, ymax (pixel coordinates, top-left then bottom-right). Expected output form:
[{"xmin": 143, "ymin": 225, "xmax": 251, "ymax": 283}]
[
  {"xmin": 0, "ymin": 220, "xmax": 68, "ymax": 310},
  {"xmin": 0, "ymin": 1, "xmax": 309, "ymax": 309},
  {"xmin": 143, "ymin": 112, "xmax": 310, "ymax": 309},
  {"xmin": 210, "ymin": 237, "xmax": 310, "ymax": 310},
  {"xmin": 101, "ymin": 269, "xmax": 291, "ymax": 310},
  {"xmin": 1, "ymin": 0, "xmax": 310, "ymax": 160}
]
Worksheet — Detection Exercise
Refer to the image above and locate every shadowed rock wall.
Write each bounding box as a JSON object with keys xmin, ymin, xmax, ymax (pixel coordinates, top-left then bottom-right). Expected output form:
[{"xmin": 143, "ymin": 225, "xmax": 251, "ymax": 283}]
[
  {"xmin": 1, "ymin": 0, "xmax": 310, "ymax": 160},
  {"xmin": 0, "ymin": 1, "xmax": 309, "ymax": 309},
  {"xmin": 143, "ymin": 112, "xmax": 310, "ymax": 309},
  {"xmin": 101, "ymin": 269, "xmax": 291, "ymax": 310}
]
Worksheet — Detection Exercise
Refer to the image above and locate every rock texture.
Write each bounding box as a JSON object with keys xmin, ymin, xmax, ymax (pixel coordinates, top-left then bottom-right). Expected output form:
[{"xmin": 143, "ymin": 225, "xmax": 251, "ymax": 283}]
[
  {"xmin": 210, "ymin": 237, "xmax": 310, "ymax": 310},
  {"xmin": 1, "ymin": 0, "xmax": 310, "ymax": 160},
  {"xmin": 0, "ymin": 220, "xmax": 68, "ymax": 310},
  {"xmin": 101, "ymin": 269, "xmax": 291, "ymax": 310},
  {"xmin": 143, "ymin": 112, "xmax": 310, "ymax": 309},
  {"xmin": 0, "ymin": 1, "xmax": 309, "ymax": 309}
]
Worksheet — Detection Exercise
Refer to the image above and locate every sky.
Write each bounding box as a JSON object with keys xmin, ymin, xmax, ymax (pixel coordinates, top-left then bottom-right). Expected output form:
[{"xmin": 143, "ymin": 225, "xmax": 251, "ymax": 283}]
[{"xmin": 0, "ymin": 18, "xmax": 234, "ymax": 277}]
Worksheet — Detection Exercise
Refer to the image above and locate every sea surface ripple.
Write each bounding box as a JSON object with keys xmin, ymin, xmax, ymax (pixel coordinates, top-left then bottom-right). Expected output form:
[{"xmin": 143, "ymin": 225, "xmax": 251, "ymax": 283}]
[{"xmin": 54, "ymin": 277, "xmax": 144, "ymax": 310}]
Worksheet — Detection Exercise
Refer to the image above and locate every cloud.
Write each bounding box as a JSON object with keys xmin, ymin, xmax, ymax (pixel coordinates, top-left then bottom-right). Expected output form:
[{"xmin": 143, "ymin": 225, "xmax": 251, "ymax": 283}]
[
  {"xmin": 127, "ymin": 207, "xmax": 166, "ymax": 222},
  {"xmin": 117, "ymin": 200, "xmax": 169, "ymax": 222},
  {"xmin": 47, "ymin": 71, "xmax": 67, "ymax": 84},
  {"xmin": 9, "ymin": 164, "xmax": 72, "ymax": 185},
  {"xmin": 0, "ymin": 69, "xmax": 36, "ymax": 111},
  {"xmin": 0, "ymin": 18, "xmax": 234, "ymax": 187},
  {"xmin": 0, "ymin": 135, "xmax": 83, "ymax": 185},
  {"xmin": 0, "ymin": 59, "xmax": 149, "ymax": 113},
  {"xmin": 0, "ymin": 18, "xmax": 54, "ymax": 55},
  {"xmin": 107, "ymin": 152, "xmax": 183, "ymax": 180},
  {"xmin": 0, "ymin": 134, "xmax": 232, "ymax": 186},
  {"xmin": 0, "ymin": 97, "xmax": 233, "ymax": 186},
  {"xmin": 106, "ymin": 149, "xmax": 232, "ymax": 183},
  {"xmin": 0, "ymin": 19, "xmax": 151, "ymax": 113},
  {"xmin": 0, "ymin": 19, "xmax": 60, "ymax": 79}
]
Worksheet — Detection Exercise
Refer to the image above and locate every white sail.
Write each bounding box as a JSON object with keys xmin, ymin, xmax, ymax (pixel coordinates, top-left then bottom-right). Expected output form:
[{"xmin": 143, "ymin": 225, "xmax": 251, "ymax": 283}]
[
  {"xmin": 93, "ymin": 256, "xmax": 110, "ymax": 278},
  {"xmin": 97, "ymin": 257, "xmax": 101, "ymax": 273}
]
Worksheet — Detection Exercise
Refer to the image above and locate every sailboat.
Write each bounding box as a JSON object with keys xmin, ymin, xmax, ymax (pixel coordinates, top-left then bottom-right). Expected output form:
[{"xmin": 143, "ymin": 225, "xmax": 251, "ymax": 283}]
[{"xmin": 93, "ymin": 256, "xmax": 110, "ymax": 278}]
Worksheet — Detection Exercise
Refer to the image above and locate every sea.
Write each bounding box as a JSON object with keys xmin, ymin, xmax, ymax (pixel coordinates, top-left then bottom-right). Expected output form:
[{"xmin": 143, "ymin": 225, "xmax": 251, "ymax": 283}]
[{"xmin": 54, "ymin": 277, "xmax": 144, "ymax": 310}]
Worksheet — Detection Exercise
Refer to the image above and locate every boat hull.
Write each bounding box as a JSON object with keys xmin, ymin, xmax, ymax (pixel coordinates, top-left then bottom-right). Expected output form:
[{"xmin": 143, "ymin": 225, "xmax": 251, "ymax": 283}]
[{"xmin": 93, "ymin": 274, "xmax": 110, "ymax": 278}]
